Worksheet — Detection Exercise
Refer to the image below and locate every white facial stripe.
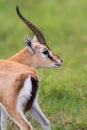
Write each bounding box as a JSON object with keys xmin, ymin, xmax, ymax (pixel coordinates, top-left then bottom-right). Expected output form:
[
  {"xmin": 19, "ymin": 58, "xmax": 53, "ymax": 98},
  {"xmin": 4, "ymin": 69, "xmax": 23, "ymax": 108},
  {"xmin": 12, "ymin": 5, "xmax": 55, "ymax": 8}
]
[
  {"xmin": 49, "ymin": 51, "xmax": 53, "ymax": 57},
  {"xmin": 39, "ymin": 47, "xmax": 46, "ymax": 53},
  {"xmin": 57, "ymin": 59, "xmax": 62, "ymax": 63},
  {"xmin": 39, "ymin": 47, "xmax": 62, "ymax": 65},
  {"xmin": 40, "ymin": 47, "xmax": 49, "ymax": 58}
]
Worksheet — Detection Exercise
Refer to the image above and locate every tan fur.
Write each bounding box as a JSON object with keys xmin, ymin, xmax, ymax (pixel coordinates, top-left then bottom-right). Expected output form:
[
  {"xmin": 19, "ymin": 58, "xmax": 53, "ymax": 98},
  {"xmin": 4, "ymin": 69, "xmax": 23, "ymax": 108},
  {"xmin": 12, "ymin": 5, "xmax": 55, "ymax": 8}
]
[
  {"xmin": 0, "ymin": 60, "xmax": 38, "ymax": 130},
  {"xmin": 9, "ymin": 43, "xmax": 62, "ymax": 68},
  {"xmin": 0, "ymin": 38, "xmax": 62, "ymax": 130}
]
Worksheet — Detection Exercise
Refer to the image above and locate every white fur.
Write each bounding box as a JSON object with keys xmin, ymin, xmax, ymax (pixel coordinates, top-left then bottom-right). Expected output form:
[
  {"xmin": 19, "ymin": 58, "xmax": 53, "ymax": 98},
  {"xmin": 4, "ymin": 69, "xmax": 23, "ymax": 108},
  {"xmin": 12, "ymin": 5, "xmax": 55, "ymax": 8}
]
[
  {"xmin": 17, "ymin": 77, "xmax": 32, "ymax": 113},
  {"xmin": 0, "ymin": 106, "xmax": 7, "ymax": 130},
  {"xmin": 0, "ymin": 104, "xmax": 22, "ymax": 130},
  {"xmin": 0, "ymin": 77, "xmax": 33, "ymax": 130},
  {"xmin": 32, "ymin": 35, "xmax": 38, "ymax": 43},
  {"xmin": 30, "ymin": 96, "xmax": 51, "ymax": 130},
  {"xmin": 0, "ymin": 76, "xmax": 51, "ymax": 130},
  {"xmin": 16, "ymin": 76, "xmax": 33, "ymax": 129}
]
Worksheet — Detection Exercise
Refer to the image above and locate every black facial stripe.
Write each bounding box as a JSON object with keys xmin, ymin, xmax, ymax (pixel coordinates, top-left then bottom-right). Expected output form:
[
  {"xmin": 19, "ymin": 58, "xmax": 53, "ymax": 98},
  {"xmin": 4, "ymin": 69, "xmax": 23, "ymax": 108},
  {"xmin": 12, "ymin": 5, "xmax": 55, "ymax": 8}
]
[
  {"xmin": 48, "ymin": 54, "xmax": 56, "ymax": 62},
  {"xmin": 48, "ymin": 54, "xmax": 52, "ymax": 59},
  {"xmin": 43, "ymin": 50, "xmax": 56, "ymax": 62}
]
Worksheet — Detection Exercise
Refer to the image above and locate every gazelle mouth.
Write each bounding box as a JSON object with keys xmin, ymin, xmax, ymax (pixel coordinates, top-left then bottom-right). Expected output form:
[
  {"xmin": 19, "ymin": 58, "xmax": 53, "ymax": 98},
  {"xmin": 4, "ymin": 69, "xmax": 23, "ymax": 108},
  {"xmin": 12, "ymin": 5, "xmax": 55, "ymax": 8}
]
[{"xmin": 55, "ymin": 64, "xmax": 62, "ymax": 67}]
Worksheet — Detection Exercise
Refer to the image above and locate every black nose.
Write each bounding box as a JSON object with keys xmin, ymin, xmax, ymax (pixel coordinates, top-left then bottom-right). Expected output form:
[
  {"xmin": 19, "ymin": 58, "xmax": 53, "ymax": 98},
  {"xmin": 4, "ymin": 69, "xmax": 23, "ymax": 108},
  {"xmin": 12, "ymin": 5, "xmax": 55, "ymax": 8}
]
[{"xmin": 61, "ymin": 60, "xmax": 63, "ymax": 63}]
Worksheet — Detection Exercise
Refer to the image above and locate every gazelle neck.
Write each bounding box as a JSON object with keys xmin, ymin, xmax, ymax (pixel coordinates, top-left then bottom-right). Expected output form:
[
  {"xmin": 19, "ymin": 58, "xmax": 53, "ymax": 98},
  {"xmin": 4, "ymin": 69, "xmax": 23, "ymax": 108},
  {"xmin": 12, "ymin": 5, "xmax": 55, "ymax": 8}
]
[{"xmin": 9, "ymin": 47, "xmax": 34, "ymax": 67}]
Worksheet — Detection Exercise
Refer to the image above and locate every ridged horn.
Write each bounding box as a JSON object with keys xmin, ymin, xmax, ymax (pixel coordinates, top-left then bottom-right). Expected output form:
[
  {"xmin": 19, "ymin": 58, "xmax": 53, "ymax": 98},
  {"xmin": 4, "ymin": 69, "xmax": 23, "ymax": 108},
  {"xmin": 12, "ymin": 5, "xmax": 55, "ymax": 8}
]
[{"xmin": 16, "ymin": 6, "xmax": 46, "ymax": 45}]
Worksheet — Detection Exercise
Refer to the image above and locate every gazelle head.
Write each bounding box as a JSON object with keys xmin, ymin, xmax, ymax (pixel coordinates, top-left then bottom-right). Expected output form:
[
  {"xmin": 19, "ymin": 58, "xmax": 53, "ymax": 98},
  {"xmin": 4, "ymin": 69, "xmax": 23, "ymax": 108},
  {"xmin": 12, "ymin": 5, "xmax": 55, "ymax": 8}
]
[{"xmin": 16, "ymin": 6, "xmax": 63, "ymax": 68}]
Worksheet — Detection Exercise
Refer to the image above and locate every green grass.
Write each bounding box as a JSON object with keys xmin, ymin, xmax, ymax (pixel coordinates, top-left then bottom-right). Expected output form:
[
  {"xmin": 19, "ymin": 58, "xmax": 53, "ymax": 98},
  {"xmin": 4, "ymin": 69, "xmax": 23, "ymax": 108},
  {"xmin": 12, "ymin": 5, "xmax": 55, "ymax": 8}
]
[{"xmin": 0, "ymin": 0, "xmax": 87, "ymax": 129}]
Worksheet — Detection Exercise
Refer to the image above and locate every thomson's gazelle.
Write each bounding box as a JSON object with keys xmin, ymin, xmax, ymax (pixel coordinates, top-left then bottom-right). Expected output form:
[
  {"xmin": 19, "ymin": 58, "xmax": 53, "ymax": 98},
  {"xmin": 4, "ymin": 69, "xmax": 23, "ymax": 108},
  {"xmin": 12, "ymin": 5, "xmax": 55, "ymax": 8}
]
[{"xmin": 0, "ymin": 6, "xmax": 63, "ymax": 130}]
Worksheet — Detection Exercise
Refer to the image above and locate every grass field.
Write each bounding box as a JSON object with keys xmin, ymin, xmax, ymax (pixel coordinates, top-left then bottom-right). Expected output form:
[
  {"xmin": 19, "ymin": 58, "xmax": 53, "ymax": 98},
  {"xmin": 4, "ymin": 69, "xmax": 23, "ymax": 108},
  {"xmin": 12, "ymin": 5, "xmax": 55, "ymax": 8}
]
[{"xmin": 0, "ymin": 0, "xmax": 87, "ymax": 130}]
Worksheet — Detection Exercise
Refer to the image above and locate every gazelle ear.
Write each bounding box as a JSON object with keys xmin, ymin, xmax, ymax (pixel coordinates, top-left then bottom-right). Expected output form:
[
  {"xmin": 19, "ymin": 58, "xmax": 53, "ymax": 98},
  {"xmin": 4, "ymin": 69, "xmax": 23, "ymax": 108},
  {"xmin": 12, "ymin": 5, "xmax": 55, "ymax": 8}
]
[
  {"xmin": 32, "ymin": 35, "xmax": 38, "ymax": 43},
  {"xmin": 24, "ymin": 35, "xmax": 35, "ymax": 54}
]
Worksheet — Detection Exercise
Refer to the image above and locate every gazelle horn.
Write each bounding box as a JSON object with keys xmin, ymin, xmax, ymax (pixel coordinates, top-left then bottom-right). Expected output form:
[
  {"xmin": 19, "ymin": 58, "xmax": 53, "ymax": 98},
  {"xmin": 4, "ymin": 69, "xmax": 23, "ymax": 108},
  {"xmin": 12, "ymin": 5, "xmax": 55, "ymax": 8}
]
[{"xmin": 16, "ymin": 6, "xmax": 46, "ymax": 45}]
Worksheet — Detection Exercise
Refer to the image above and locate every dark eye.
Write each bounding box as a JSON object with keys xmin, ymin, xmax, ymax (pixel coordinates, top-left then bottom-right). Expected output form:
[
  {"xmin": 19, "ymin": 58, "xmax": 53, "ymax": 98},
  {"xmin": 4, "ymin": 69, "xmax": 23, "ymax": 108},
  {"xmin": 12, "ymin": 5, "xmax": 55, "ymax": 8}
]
[{"xmin": 43, "ymin": 50, "xmax": 49, "ymax": 55}]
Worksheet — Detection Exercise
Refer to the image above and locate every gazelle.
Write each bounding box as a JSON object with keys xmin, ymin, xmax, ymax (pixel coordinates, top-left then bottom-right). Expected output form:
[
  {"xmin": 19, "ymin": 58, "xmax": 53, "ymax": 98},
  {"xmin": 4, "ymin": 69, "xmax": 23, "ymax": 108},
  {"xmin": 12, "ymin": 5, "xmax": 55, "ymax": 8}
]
[{"xmin": 0, "ymin": 6, "xmax": 63, "ymax": 130}]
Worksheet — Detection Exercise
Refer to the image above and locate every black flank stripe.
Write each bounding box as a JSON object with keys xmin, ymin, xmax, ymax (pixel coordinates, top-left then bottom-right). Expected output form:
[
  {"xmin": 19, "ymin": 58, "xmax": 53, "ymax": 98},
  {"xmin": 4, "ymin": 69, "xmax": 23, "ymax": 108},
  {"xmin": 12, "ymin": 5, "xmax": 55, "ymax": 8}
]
[{"xmin": 24, "ymin": 77, "xmax": 39, "ymax": 113}]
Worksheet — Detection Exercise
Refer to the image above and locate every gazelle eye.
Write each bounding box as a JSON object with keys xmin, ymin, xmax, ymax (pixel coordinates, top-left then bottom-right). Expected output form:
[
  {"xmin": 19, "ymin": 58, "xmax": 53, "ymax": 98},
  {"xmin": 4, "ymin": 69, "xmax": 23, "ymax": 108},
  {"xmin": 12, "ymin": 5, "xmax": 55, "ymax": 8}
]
[{"xmin": 43, "ymin": 50, "xmax": 49, "ymax": 55}]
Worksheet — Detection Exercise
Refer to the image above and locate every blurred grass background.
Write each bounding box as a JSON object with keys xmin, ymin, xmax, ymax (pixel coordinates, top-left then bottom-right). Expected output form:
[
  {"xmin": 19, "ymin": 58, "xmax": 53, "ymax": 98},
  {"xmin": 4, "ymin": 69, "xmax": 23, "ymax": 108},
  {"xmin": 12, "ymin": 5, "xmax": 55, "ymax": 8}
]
[{"xmin": 0, "ymin": 0, "xmax": 87, "ymax": 130}]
